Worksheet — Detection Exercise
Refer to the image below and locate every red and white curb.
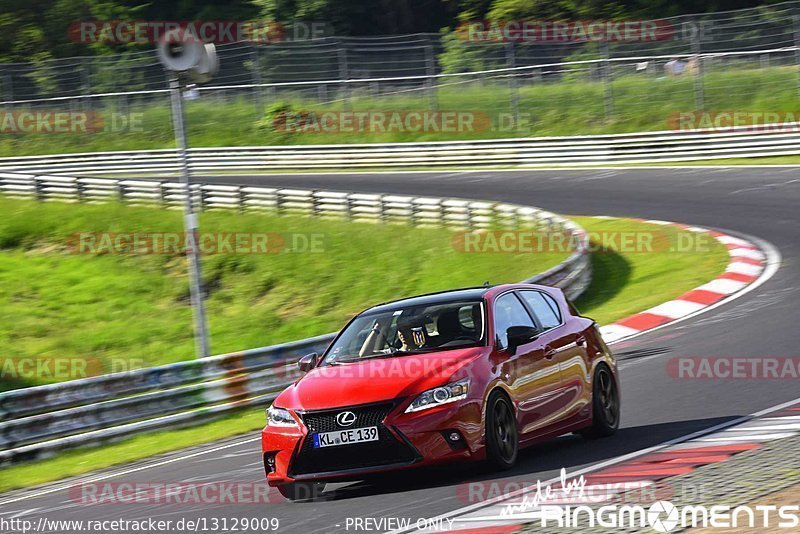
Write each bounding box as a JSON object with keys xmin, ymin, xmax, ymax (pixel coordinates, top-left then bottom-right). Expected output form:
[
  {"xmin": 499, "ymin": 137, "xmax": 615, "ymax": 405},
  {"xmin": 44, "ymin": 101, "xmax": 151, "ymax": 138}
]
[
  {"xmin": 596, "ymin": 218, "xmax": 774, "ymax": 345},
  {"xmin": 402, "ymin": 399, "xmax": 800, "ymax": 533}
]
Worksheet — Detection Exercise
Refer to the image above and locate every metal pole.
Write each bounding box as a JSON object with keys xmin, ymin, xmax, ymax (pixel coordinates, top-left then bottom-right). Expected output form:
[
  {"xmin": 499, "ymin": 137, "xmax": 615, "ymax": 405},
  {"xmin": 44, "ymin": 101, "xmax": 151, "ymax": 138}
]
[
  {"xmin": 82, "ymin": 60, "xmax": 92, "ymax": 111},
  {"xmin": 3, "ymin": 73, "xmax": 14, "ymax": 110},
  {"xmin": 691, "ymin": 21, "xmax": 705, "ymax": 111},
  {"xmin": 338, "ymin": 42, "xmax": 350, "ymax": 110},
  {"xmin": 168, "ymin": 73, "xmax": 211, "ymax": 359},
  {"xmin": 424, "ymin": 45, "xmax": 438, "ymax": 111},
  {"xmin": 794, "ymin": 14, "xmax": 800, "ymax": 97},
  {"xmin": 601, "ymin": 41, "xmax": 614, "ymax": 119},
  {"xmin": 251, "ymin": 44, "xmax": 263, "ymax": 117},
  {"xmin": 505, "ymin": 41, "xmax": 520, "ymax": 130}
]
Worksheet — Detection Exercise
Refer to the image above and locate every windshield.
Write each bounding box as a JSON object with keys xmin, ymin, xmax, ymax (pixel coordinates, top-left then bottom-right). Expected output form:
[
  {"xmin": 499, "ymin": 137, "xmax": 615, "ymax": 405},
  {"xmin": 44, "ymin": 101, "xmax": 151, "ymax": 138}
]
[{"xmin": 324, "ymin": 299, "xmax": 486, "ymax": 364}]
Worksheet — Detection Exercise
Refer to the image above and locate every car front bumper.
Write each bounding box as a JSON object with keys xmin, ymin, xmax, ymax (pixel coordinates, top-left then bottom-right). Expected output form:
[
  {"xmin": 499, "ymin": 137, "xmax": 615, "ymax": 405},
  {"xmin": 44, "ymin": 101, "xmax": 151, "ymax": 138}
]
[{"xmin": 262, "ymin": 397, "xmax": 485, "ymax": 486}]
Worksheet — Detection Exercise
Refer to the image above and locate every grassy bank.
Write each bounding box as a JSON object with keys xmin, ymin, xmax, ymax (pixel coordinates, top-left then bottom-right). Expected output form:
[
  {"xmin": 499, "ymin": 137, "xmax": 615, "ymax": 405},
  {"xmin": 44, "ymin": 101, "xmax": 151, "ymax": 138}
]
[
  {"xmin": 0, "ymin": 66, "xmax": 796, "ymax": 156},
  {"xmin": 0, "ymin": 214, "xmax": 731, "ymax": 493},
  {"xmin": 0, "ymin": 196, "xmax": 570, "ymax": 391}
]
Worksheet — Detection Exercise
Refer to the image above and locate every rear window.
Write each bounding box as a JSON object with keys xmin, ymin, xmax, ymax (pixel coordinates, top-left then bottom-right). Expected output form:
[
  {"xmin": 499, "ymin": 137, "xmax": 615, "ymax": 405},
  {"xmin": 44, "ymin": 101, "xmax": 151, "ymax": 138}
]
[{"xmin": 520, "ymin": 291, "xmax": 562, "ymax": 330}]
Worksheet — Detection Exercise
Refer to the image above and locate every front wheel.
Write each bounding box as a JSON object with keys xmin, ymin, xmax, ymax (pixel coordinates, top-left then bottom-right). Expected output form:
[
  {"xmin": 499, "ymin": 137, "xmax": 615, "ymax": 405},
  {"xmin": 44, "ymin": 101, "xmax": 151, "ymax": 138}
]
[
  {"xmin": 580, "ymin": 365, "xmax": 620, "ymax": 439},
  {"xmin": 485, "ymin": 391, "xmax": 518, "ymax": 469},
  {"xmin": 276, "ymin": 481, "xmax": 325, "ymax": 501}
]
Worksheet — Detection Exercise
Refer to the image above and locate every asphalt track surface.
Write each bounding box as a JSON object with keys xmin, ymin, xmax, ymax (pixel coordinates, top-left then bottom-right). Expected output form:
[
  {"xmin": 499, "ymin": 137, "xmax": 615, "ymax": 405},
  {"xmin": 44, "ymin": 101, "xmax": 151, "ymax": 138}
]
[{"xmin": 1, "ymin": 168, "xmax": 798, "ymax": 534}]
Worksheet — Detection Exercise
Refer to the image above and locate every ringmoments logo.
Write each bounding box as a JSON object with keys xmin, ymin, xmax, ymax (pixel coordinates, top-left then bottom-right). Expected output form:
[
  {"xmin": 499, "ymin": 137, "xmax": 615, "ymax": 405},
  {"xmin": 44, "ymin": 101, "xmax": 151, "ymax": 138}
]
[{"xmin": 498, "ymin": 469, "xmax": 800, "ymax": 531}]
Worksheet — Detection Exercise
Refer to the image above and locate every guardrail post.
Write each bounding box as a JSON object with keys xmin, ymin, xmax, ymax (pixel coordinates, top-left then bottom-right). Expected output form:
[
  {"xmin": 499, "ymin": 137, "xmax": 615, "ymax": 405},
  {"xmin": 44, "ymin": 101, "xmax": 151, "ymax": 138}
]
[
  {"xmin": 158, "ymin": 181, "xmax": 167, "ymax": 207},
  {"xmin": 197, "ymin": 184, "xmax": 206, "ymax": 212},
  {"xmin": 377, "ymin": 196, "xmax": 386, "ymax": 223},
  {"xmin": 75, "ymin": 178, "xmax": 85, "ymax": 202},
  {"xmin": 601, "ymin": 41, "xmax": 614, "ymax": 119},
  {"xmin": 311, "ymin": 191, "xmax": 320, "ymax": 217},
  {"xmin": 276, "ymin": 190, "xmax": 284, "ymax": 214},
  {"xmin": 505, "ymin": 41, "xmax": 520, "ymax": 130},
  {"xmin": 117, "ymin": 181, "xmax": 126, "ymax": 203},
  {"xmin": 237, "ymin": 186, "xmax": 247, "ymax": 214},
  {"xmin": 33, "ymin": 175, "xmax": 43, "ymax": 201}
]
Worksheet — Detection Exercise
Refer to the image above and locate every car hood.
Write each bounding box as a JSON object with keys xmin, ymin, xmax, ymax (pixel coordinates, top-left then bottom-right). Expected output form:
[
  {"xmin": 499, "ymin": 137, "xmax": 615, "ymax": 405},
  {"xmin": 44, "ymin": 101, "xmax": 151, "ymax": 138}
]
[{"xmin": 274, "ymin": 347, "xmax": 486, "ymax": 411}]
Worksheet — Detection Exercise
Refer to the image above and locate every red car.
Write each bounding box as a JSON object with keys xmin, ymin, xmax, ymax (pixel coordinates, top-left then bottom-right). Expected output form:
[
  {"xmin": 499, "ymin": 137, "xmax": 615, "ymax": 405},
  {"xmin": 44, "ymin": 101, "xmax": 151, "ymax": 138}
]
[{"xmin": 261, "ymin": 284, "xmax": 620, "ymax": 500}]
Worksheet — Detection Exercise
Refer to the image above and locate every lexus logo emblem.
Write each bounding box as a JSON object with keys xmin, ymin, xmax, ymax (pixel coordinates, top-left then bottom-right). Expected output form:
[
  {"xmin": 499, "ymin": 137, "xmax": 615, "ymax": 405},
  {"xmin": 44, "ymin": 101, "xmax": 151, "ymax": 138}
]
[{"xmin": 336, "ymin": 411, "xmax": 357, "ymax": 427}]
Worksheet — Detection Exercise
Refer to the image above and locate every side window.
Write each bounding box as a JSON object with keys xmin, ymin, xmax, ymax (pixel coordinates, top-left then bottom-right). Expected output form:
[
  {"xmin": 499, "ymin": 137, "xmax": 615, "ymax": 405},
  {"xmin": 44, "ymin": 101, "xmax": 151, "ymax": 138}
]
[
  {"xmin": 494, "ymin": 293, "xmax": 535, "ymax": 349},
  {"xmin": 520, "ymin": 291, "xmax": 562, "ymax": 330}
]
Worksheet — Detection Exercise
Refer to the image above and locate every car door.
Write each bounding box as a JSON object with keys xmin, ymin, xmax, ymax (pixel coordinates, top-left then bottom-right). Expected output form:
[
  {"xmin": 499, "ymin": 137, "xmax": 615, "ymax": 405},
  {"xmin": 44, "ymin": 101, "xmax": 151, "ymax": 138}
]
[
  {"xmin": 519, "ymin": 290, "xmax": 589, "ymax": 420},
  {"xmin": 493, "ymin": 292, "xmax": 564, "ymax": 436}
]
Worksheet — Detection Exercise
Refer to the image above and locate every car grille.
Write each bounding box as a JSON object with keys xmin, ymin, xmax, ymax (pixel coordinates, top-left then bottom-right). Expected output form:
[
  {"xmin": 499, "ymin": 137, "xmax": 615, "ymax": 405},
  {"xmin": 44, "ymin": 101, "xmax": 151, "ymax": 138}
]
[{"xmin": 290, "ymin": 402, "xmax": 419, "ymax": 476}]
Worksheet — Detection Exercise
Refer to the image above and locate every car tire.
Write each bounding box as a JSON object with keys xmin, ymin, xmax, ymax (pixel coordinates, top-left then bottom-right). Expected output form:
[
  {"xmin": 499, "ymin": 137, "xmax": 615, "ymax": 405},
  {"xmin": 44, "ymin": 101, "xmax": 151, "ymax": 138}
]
[
  {"xmin": 276, "ymin": 481, "xmax": 325, "ymax": 501},
  {"xmin": 579, "ymin": 364, "xmax": 620, "ymax": 439},
  {"xmin": 485, "ymin": 391, "xmax": 518, "ymax": 470}
]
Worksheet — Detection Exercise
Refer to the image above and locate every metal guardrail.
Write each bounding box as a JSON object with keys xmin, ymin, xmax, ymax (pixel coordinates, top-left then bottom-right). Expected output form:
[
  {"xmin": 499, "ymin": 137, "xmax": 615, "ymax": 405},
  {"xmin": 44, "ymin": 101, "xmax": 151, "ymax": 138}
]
[
  {"xmin": 0, "ymin": 124, "xmax": 798, "ymax": 174},
  {"xmin": 0, "ymin": 172, "xmax": 591, "ymax": 464}
]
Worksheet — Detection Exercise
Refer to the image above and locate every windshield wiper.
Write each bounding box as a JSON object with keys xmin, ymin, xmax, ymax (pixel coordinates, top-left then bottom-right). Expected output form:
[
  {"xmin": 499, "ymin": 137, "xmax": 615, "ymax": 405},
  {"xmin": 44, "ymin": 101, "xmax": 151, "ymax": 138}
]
[{"xmin": 332, "ymin": 348, "xmax": 434, "ymax": 364}]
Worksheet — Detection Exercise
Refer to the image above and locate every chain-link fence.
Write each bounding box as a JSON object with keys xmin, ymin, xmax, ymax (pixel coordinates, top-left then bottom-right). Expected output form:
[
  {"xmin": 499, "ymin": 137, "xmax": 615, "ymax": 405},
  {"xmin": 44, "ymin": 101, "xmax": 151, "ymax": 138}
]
[{"xmin": 3, "ymin": 2, "xmax": 800, "ymax": 141}]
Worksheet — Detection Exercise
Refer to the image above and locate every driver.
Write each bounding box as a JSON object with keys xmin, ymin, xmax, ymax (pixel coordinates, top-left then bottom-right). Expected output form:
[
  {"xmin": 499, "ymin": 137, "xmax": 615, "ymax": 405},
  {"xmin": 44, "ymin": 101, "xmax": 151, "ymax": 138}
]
[{"xmin": 396, "ymin": 317, "xmax": 427, "ymax": 351}]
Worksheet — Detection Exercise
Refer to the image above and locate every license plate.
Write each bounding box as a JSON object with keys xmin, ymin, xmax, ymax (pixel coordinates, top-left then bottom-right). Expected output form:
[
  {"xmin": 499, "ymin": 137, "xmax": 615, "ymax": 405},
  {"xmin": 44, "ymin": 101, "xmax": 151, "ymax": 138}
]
[{"xmin": 312, "ymin": 426, "xmax": 379, "ymax": 448}]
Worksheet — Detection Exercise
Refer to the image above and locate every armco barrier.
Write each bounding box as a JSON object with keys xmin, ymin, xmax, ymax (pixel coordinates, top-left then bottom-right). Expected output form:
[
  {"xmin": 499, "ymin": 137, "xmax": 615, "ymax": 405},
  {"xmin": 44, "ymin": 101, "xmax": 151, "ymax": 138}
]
[
  {"xmin": 0, "ymin": 175, "xmax": 590, "ymax": 464},
  {"xmin": 0, "ymin": 123, "xmax": 799, "ymax": 175}
]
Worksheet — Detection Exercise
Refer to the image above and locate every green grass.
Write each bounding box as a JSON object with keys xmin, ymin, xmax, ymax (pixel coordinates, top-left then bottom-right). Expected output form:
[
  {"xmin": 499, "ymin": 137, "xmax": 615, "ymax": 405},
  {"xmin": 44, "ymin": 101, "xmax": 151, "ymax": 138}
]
[
  {"xmin": 0, "ymin": 409, "xmax": 265, "ymax": 492},
  {"xmin": 0, "ymin": 214, "xmax": 730, "ymax": 494},
  {"xmin": 619, "ymin": 155, "xmax": 800, "ymax": 166},
  {"xmin": 0, "ymin": 196, "xmax": 568, "ymax": 390},
  {"xmin": 572, "ymin": 216, "xmax": 729, "ymax": 325},
  {"xmin": 1, "ymin": 66, "xmax": 798, "ymax": 156}
]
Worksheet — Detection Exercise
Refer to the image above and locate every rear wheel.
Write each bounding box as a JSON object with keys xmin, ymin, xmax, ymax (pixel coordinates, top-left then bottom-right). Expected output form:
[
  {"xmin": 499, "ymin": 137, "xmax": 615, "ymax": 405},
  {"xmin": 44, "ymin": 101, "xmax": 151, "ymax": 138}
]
[
  {"xmin": 276, "ymin": 481, "xmax": 325, "ymax": 501},
  {"xmin": 485, "ymin": 391, "xmax": 518, "ymax": 469},
  {"xmin": 580, "ymin": 365, "xmax": 620, "ymax": 439}
]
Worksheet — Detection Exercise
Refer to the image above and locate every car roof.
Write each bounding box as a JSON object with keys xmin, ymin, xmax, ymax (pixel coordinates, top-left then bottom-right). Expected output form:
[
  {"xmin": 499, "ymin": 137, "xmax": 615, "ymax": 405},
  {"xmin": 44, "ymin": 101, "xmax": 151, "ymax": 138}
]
[{"xmin": 364, "ymin": 287, "xmax": 493, "ymax": 314}]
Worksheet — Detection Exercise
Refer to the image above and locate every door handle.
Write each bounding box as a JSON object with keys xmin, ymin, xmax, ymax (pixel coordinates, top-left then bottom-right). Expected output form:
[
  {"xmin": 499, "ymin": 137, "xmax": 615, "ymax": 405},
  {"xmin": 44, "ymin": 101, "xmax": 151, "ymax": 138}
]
[
  {"xmin": 576, "ymin": 336, "xmax": 586, "ymax": 347},
  {"xmin": 544, "ymin": 346, "xmax": 556, "ymax": 360}
]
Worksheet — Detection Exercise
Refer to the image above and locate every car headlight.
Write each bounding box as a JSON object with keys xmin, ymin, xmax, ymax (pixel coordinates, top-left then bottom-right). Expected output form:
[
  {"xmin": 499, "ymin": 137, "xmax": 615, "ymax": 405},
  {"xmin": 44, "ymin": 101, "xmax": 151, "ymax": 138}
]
[
  {"xmin": 267, "ymin": 405, "xmax": 298, "ymax": 427},
  {"xmin": 405, "ymin": 379, "xmax": 470, "ymax": 413}
]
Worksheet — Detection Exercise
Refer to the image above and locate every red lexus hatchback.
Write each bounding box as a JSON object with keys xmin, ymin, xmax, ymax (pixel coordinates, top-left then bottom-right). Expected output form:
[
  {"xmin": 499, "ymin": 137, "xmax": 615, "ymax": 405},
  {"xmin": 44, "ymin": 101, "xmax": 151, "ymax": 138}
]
[{"xmin": 262, "ymin": 284, "xmax": 620, "ymax": 500}]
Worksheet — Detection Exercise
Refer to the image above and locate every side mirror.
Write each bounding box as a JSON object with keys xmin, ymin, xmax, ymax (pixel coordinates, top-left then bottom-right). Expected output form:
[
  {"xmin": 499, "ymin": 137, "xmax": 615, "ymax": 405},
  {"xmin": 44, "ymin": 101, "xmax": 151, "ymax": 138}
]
[
  {"xmin": 298, "ymin": 352, "xmax": 319, "ymax": 373},
  {"xmin": 506, "ymin": 326, "xmax": 540, "ymax": 355}
]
